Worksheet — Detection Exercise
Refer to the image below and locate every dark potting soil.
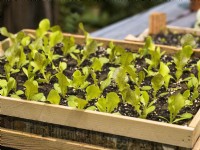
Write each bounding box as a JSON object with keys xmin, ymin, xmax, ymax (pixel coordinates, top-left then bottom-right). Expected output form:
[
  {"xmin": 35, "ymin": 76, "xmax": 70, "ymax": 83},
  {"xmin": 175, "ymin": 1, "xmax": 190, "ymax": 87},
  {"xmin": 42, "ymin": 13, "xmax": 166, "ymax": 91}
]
[
  {"xmin": 151, "ymin": 31, "xmax": 200, "ymax": 48},
  {"xmin": 0, "ymin": 42, "xmax": 200, "ymax": 126}
]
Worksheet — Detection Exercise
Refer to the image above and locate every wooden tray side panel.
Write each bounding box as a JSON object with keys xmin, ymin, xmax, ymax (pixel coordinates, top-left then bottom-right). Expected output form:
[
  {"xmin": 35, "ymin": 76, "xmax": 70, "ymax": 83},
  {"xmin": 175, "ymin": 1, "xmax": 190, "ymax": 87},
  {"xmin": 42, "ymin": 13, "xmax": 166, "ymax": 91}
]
[
  {"xmin": 1, "ymin": 128, "xmax": 107, "ymax": 150},
  {"xmin": 189, "ymin": 109, "xmax": 200, "ymax": 147},
  {"xmin": 0, "ymin": 97, "xmax": 194, "ymax": 148}
]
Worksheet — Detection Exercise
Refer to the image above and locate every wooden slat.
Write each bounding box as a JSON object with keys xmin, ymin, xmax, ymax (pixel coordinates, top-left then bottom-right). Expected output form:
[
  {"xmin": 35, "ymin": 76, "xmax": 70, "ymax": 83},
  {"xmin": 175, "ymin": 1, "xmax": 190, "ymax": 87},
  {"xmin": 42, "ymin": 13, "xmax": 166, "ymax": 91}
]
[
  {"xmin": 149, "ymin": 12, "xmax": 166, "ymax": 34},
  {"xmin": 189, "ymin": 109, "xmax": 200, "ymax": 147},
  {"xmin": 0, "ymin": 97, "xmax": 194, "ymax": 148},
  {"xmin": 91, "ymin": 1, "xmax": 191, "ymax": 39},
  {"xmin": 193, "ymin": 137, "xmax": 200, "ymax": 150},
  {"xmin": 1, "ymin": 128, "xmax": 108, "ymax": 150}
]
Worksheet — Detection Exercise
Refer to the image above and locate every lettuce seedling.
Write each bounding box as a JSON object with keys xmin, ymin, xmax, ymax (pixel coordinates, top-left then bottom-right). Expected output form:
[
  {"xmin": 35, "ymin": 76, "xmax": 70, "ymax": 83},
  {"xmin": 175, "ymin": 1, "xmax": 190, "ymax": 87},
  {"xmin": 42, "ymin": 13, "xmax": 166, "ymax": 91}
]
[
  {"xmin": 55, "ymin": 72, "xmax": 69, "ymax": 97},
  {"xmin": 47, "ymin": 89, "xmax": 60, "ymax": 105},
  {"xmin": 107, "ymin": 41, "xmax": 126, "ymax": 63},
  {"xmin": 22, "ymin": 64, "xmax": 35, "ymax": 81},
  {"xmin": 197, "ymin": 60, "xmax": 200, "ymax": 85},
  {"xmin": 173, "ymin": 45, "xmax": 193, "ymax": 80},
  {"xmin": 180, "ymin": 34, "xmax": 196, "ymax": 48},
  {"xmin": 126, "ymin": 65, "xmax": 146, "ymax": 87},
  {"xmin": 23, "ymin": 80, "xmax": 45, "ymax": 101},
  {"xmin": 68, "ymin": 95, "xmax": 88, "ymax": 109},
  {"xmin": 120, "ymin": 52, "xmax": 134, "ymax": 67},
  {"xmin": 167, "ymin": 93, "xmax": 193, "ymax": 123},
  {"xmin": 86, "ymin": 84, "xmax": 101, "ymax": 101},
  {"xmin": 30, "ymin": 52, "xmax": 52, "ymax": 83},
  {"xmin": 139, "ymin": 36, "xmax": 155, "ymax": 58},
  {"xmin": 112, "ymin": 67, "xmax": 129, "ymax": 91},
  {"xmin": 140, "ymin": 91, "xmax": 156, "ymax": 119},
  {"xmin": 62, "ymin": 36, "xmax": 80, "ymax": 56},
  {"xmin": 79, "ymin": 23, "xmax": 100, "ymax": 65},
  {"xmin": 36, "ymin": 19, "xmax": 50, "ymax": 37},
  {"xmin": 186, "ymin": 75, "xmax": 199, "ymax": 104},
  {"xmin": 151, "ymin": 74, "xmax": 164, "ymax": 98},
  {"xmin": 71, "ymin": 70, "xmax": 89, "ymax": 89},
  {"xmin": 0, "ymin": 77, "xmax": 16, "ymax": 96},
  {"xmin": 0, "ymin": 27, "xmax": 15, "ymax": 42},
  {"xmin": 96, "ymin": 92, "xmax": 120, "ymax": 113},
  {"xmin": 145, "ymin": 46, "xmax": 164, "ymax": 70},
  {"xmin": 49, "ymin": 30, "xmax": 63, "ymax": 48},
  {"xmin": 122, "ymin": 86, "xmax": 155, "ymax": 118},
  {"xmin": 159, "ymin": 62, "xmax": 172, "ymax": 89},
  {"xmin": 91, "ymin": 57, "xmax": 109, "ymax": 72}
]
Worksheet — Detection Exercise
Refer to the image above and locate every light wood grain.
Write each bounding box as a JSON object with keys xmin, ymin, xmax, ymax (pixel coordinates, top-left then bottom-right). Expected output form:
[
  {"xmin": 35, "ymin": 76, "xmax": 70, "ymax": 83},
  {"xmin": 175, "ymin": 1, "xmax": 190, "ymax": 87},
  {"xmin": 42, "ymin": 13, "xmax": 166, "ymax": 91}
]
[
  {"xmin": 0, "ymin": 96, "xmax": 194, "ymax": 148},
  {"xmin": 190, "ymin": 109, "xmax": 200, "ymax": 147},
  {"xmin": 149, "ymin": 12, "xmax": 166, "ymax": 34},
  {"xmin": 190, "ymin": 0, "xmax": 200, "ymax": 11},
  {"xmin": 1, "ymin": 128, "xmax": 108, "ymax": 150},
  {"xmin": 193, "ymin": 137, "xmax": 200, "ymax": 150}
]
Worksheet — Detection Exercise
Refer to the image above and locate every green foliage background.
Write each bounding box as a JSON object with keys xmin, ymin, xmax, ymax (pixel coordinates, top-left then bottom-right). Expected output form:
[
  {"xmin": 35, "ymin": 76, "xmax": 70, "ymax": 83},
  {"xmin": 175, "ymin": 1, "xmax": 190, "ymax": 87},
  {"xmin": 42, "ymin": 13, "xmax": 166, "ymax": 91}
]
[{"xmin": 59, "ymin": 0, "xmax": 165, "ymax": 33}]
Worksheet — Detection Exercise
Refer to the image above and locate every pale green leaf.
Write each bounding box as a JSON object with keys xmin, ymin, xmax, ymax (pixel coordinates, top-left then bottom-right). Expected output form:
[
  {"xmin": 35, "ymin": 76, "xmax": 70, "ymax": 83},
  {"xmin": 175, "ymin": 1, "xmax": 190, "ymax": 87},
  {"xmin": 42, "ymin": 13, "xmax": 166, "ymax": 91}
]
[
  {"xmin": 100, "ymin": 78, "xmax": 111, "ymax": 91},
  {"xmin": 56, "ymin": 72, "xmax": 69, "ymax": 97},
  {"xmin": 47, "ymin": 89, "xmax": 60, "ymax": 104},
  {"xmin": 86, "ymin": 84, "xmax": 101, "ymax": 101},
  {"xmin": 106, "ymin": 92, "xmax": 120, "ymax": 113}
]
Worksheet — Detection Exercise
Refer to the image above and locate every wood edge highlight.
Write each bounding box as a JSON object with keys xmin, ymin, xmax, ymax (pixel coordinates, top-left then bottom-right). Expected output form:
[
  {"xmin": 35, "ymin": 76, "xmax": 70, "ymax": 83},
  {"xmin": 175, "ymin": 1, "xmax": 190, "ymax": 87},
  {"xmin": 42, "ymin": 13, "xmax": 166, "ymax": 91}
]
[{"xmin": 1, "ymin": 128, "xmax": 108, "ymax": 150}]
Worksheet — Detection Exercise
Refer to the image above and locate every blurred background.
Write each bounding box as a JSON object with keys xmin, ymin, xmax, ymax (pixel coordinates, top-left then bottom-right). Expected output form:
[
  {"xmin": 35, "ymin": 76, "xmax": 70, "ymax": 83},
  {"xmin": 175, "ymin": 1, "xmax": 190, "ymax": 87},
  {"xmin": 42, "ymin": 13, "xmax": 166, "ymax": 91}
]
[{"xmin": 0, "ymin": 0, "xmax": 165, "ymax": 36}]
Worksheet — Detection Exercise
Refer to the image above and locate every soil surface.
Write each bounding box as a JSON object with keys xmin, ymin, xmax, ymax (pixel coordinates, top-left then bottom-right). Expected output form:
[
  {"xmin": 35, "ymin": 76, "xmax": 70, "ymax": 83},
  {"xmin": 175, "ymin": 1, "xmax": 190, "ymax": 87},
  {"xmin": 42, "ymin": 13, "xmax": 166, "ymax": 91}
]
[{"xmin": 151, "ymin": 31, "xmax": 200, "ymax": 48}]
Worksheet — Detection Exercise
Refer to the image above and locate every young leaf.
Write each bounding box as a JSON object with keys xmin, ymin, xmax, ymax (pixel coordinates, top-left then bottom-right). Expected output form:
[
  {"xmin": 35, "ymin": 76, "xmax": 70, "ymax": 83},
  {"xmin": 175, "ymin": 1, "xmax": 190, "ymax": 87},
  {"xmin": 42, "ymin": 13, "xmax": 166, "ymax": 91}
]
[
  {"xmin": 47, "ymin": 89, "xmax": 60, "ymax": 105},
  {"xmin": 120, "ymin": 52, "xmax": 134, "ymax": 66},
  {"xmin": 173, "ymin": 113, "xmax": 193, "ymax": 123},
  {"xmin": 23, "ymin": 80, "xmax": 39, "ymax": 100},
  {"xmin": 56, "ymin": 72, "xmax": 69, "ymax": 97},
  {"xmin": 106, "ymin": 92, "xmax": 120, "ymax": 113},
  {"xmin": 96, "ymin": 97, "xmax": 107, "ymax": 112},
  {"xmin": 113, "ymin": 67, "xmax": 128, "ymax": 91},
  {"xmin": 197, "ymin": 60, "xmax": 200, "ymax": 84},
  {"xmin": 159, "ymin": 62, "xmax": 171, "ymax": 89},
  {"xmin": 72, "ymin": 70, "xmax": 86, "ymax": 89},
  {"xmin": 36, "ymin": 18, "xmax": 50, "ymax": 37},
  {"xmin": 139, "ymin": 36, "xmax": 155, "ymax": 58},
  {"xmin": 100, "ymin": 78, "xmax": 111, "ymax": 91},
  {"xmin": 21, "ymin": 36, "xmax": 31, "ymax": 47},
  {"xmin": 62, "ymin": 36, "xmax": 75, "ymax": 56},
  {"xmin": 49, "ymin": 31, "xmax": 63, "ymax": 47},
  {"xmin": 39, "ymin": 19, "xmax": 50, "ymax": 32},
  {"xmin": 68, "ymin": 95, "xmax": 88, "ymax": 109},
  {"xmin": 173, "ymin": 45, "xmax": 193, "ymax": 80},
  {"xmin": 86, "ymin": 84, "xmax": 101, "ymax": 101},
  {"xmin": 180, "ymin": 34, "xmax": 196, "ymax": 48},
  {"xmin": 91, "ymin": 57, "xmax": 109, "ymax": 72},
  {"xmin": 96, "ymin": 92, "xmax": 120, "ymax": 113},
  {"xmin": 59, "ymin": 62, "xmax": 67, "ymax": 72},
  {"xmin": 151, "ymin": 74, "xmax": 164, "ymax": 97},
  {"xmin": 168, "ymin": 93, "xmax": 189, "ymax": 123}
]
